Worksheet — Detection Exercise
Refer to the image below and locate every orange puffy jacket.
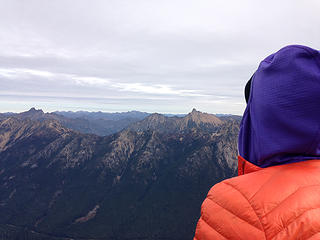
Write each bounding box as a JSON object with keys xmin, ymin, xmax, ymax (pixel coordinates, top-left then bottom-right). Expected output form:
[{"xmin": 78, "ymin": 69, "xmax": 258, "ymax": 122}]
[{"xmin": 193, "ymin": 156, "xmax": 320, "ymax": 240}]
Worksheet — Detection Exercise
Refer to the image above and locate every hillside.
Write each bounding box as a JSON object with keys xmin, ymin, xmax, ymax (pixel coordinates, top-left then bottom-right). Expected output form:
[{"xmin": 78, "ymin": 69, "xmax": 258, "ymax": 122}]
[{"xmin": 0, "ymin": 110, "xmax": 240, "ymax": 239}]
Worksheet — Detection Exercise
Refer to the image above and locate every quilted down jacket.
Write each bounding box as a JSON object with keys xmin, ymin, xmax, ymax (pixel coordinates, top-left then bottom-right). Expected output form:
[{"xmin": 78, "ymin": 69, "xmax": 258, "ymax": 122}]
[
  {"xmin": 194, "ymin": 156, "xmax": 320, "ymax": 240},
  {"xmin": 194, "ymin": 45, "xmax": 320, "ymax": 240}
]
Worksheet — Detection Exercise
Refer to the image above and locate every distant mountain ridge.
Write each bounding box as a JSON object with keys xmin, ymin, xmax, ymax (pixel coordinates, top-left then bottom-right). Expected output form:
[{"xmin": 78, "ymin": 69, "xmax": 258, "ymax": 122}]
[
  {"xmin": 0, "ymin": 108, "xmax": 237, "ymax": 137},
  {"xmin": 129, "ymin": 108, "xmax": 223, "ymax": 134},
  {"xmin": 0, "ymin": 108, "xmax": 148, "ymax": 136},
  {"xmin": 0, "ymin": 108, "xmax": 241, "ymax": 239},
  {"xmin": 54, "ymin": 110, "xmax": 150, "ymax": 121}
]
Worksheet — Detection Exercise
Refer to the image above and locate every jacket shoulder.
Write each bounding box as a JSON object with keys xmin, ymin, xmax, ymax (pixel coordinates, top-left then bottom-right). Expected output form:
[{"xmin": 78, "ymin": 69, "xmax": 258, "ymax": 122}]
[
  {"xmin": 194, "ymin": 160, "xmax": 320, "ymax": 240},
  {"xmin": 194, "ymin": 172, "xmax": 268, "ymax": 240}
]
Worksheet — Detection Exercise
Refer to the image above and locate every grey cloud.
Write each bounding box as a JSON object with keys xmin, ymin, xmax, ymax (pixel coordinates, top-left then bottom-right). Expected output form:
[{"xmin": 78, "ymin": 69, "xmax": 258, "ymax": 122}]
[{"xmin": 0, "ymin": 0, "xmax": 320, "ymax": 114}]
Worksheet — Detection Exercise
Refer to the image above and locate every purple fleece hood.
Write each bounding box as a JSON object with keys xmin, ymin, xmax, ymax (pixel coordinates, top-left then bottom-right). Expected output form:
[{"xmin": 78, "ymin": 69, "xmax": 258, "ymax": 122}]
[{"xmin": 239, "ymin": 45, "xmax": 320, "ymax": 168}]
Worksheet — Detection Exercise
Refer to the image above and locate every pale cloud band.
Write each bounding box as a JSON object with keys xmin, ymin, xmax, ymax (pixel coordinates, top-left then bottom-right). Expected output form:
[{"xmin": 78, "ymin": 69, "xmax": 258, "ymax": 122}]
[{"xmin": 0, "ymin": 67, "xmax": 208, "ymax": 97}]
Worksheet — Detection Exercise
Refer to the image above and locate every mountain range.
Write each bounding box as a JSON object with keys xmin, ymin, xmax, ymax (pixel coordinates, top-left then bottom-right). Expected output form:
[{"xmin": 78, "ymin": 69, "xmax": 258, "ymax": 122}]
[
  {"xmin": 0, "ymin": 108, "xmax": 240, "ymax": 239},
  {"xmin": 0, "ymin": 108, "xmax": 149, "ymax": 136}
]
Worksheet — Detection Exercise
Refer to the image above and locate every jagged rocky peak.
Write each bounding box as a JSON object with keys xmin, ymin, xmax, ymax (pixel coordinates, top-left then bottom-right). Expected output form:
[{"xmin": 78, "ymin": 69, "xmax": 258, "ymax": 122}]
[
  {"xmin": 191, "ymin": 108, "xmax": 198, "ymax": 113},
  {"xmin": 186, "ymin": 108, "xmax": 222, "ymax": 125},
  {"xmin": 26, "ymin": 107, "xmax": 44, "ymax": 114},
  {"xmin": 20, "ymin": 107, "xmax": 44, "ymax": 117}
]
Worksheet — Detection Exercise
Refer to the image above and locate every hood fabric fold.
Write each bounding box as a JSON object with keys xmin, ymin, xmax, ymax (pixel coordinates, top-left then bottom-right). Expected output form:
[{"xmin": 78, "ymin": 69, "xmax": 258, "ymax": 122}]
[{"xmin": 239, "ymin": 45, "xmax": 320, "ymax": 168}]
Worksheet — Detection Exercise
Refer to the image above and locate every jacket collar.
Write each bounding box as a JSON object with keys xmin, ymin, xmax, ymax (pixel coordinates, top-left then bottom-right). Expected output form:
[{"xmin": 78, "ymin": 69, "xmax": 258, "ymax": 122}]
[{"xmin": 238, "ymin": 155, "xmax": 262, "ymax": 176}]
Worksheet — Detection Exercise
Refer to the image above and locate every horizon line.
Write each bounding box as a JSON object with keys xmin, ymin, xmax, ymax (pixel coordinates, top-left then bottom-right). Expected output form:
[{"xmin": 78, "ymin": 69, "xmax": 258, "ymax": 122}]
[{"xmin": 0, "ymin": 107, "xmax": 241, "ymax": 116}]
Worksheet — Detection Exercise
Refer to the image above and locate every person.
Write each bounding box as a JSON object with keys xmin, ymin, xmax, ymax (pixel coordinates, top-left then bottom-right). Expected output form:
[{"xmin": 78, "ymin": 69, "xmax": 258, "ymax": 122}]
[{"xmin": 193, "ymin": 45, "xmax": 320, "ymax": 240}]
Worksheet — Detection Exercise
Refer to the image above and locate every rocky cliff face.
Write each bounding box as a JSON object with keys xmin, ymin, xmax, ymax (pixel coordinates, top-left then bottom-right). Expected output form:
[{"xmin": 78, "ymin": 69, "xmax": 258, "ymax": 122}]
[{"xmin": 0, "ymin": 110, "xmax": 240, "ymax": 240}]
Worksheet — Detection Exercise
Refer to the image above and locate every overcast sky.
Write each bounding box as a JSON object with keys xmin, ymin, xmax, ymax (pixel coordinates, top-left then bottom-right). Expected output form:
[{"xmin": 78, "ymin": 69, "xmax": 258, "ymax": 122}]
[{"xmin": 0, "ymin": 0, "xmax": 319, "ymax": 114}]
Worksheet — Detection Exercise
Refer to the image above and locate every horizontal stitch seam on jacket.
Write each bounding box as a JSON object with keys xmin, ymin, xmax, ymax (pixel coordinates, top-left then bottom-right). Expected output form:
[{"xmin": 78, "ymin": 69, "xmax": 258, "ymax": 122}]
[
  {"xmin": 200, "ymin": 216, "xmax": 229, "ymax": 240},
  {"xmin": 306, "ymin": 231, "xmax": 320, "ymax": 240},
  {"xmin": 271, "ymin": 207, "xmax": 320, "ymax": 239},
  {"xmin": 248, "ymin": 168, "xmax": 283, "ymax": 202},
  {"xmin": 264, "ymin": 184, "xmax": 320, "ymax": 219},
  {"xmin": 305, "ymin": 231, "xmax": 320, "ymax": 240},
  {"xmin": 206, "ymin": 196, "xmax": 263, "ymax": 232},
  {"xmin": 222, "ymin": 181, "xmax": 267, "ymax": 240}
]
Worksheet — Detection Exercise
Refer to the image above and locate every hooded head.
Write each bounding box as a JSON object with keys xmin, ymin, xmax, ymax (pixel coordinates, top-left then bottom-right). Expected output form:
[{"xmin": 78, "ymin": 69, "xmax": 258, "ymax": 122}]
[{"xmin": 239, "ymin": 45, "xmax": 320, "ymax": 168}]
